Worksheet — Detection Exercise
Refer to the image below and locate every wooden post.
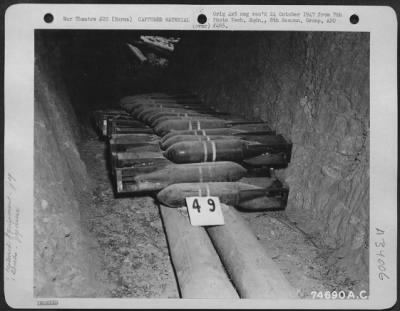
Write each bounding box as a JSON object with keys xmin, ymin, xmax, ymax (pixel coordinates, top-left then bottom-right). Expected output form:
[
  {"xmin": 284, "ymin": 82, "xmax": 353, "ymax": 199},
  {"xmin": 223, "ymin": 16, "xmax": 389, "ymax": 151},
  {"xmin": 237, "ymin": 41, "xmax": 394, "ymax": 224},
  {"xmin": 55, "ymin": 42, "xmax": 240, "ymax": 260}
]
[
  {"xmin": 206, "ymin": 204, "xmax": 298, "ymax": 299},
  {"xmin": 159, "ymin": 205, "xmax": 239, "ymax": 299}
]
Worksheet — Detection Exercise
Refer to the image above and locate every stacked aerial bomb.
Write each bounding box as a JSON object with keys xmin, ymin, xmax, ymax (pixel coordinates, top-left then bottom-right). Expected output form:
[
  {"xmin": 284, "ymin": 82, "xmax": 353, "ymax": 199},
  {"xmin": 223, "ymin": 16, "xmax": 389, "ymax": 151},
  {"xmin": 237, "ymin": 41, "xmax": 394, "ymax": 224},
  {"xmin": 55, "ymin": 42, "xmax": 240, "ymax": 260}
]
[
  {"xmin": 94, "ymin": 92, "xmax": 291, "ymax": 211},
  {"xmin": 93, "ymin": 109, "xmax": 131, "ymax": 137},
  {"xmin": 93, "ymin": 108, "xmax": 153, "ymax": 138}
]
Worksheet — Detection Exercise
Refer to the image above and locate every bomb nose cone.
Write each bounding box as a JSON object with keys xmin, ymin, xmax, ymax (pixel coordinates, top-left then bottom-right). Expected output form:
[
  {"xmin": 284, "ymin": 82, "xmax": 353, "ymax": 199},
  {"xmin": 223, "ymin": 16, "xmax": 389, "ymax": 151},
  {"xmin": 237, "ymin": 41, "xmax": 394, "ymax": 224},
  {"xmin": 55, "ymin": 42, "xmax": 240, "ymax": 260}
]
[
  {"xmin": 154, "ymin": 124, "xmax": 163, "ymax": 135},
  {"xmin": 160, "ymin": 136, "xmax": 178, "ymax": 150},
  {"xmin": 163, "ymin": 146, "xmax": 175, "ymax": 158},
  {"xmin": 164, "ymin": 143, "xmax": 189, "ymax": 163},
  {"xmin": 160, "ymin": 137, "xmax": 175, "ymax": 150}
]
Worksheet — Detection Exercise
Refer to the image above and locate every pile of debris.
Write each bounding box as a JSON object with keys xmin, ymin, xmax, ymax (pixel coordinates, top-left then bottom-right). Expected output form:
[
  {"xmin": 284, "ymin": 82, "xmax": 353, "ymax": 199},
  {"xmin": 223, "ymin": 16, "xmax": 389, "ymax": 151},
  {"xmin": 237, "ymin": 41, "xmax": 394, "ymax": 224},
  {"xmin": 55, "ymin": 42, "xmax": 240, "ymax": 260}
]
[{"xmin": 126, "ymin": 36, "xmax": 180, "ymax": 67}]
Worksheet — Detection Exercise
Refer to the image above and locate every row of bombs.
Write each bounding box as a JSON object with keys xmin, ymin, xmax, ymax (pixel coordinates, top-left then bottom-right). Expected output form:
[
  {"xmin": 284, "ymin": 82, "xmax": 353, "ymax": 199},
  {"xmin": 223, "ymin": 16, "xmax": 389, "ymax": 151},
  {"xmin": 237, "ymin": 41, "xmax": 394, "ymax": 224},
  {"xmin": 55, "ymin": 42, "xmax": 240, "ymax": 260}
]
[{"xmin": 93, "ymin": 92, "xmax": 292, "ymax": 211}]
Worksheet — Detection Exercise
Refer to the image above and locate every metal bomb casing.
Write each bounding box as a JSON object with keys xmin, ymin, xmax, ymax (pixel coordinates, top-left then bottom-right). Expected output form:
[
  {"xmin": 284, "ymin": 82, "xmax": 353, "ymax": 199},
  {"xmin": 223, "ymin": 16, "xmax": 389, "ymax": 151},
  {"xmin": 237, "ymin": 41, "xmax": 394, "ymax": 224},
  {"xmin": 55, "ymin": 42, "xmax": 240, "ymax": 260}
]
[
  {"xmin": 120, "ymin": 161, "xmax": 247, "ymax": 193},
  {"xmin": 163, "ymin": 139, "xmax": 283, "ymax": 164},
  {"xmin": 134, "ymin": 107, "xmax": 214, "ymax": 121},
  {"xmin": 155, "ymin": 119, "xmax": 226, "ymax": 135},
  {"xmin": 157, "ymin": 181, "xmax": 289, "ymax": 210},
  {"xmin": 160, "ymin": 134, "xmax": 242, "ymax": 150},
  {"xmin": 145, "ymin": 110, "xmax": 229, "ymax": 125},
  {"xmin": 157, "ymin": 182, "xmax": 260, "ymax": 207},
  {"xmin": 156, "ymin": 119, "xmax": 272, "ymax": 136},
  {"xmin": 159, "ymin": 128, "xmax": 252, "ymax": 145},
  {"xmin": 145, "ymin": 111, "xmax": 207, "ymax": 124},
  {"xmin": 151, "ymin": 116, "xmax": 225, "ymax": 128}
]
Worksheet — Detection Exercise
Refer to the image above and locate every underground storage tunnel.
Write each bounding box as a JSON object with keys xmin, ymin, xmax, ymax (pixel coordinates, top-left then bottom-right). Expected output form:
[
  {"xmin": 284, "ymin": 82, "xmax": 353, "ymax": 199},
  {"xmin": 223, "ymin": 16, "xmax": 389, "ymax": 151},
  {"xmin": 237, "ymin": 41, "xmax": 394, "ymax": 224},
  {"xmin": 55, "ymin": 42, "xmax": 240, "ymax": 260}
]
[{"xmin": 34, "ymin": 30, "xmax": 369, "ymax": 298}]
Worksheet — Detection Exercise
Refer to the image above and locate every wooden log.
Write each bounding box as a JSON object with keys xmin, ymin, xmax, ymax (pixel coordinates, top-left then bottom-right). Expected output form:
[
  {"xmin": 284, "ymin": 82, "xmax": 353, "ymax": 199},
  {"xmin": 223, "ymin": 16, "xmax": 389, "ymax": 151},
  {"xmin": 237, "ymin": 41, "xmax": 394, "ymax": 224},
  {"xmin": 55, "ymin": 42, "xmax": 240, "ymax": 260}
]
[
  {"xmin": 159, "ymin": 205, "xmax": 239, "ymax": 299},
  {"xmin": 206, "ymin": 204, "xmax": 298, "ymax": 299}
]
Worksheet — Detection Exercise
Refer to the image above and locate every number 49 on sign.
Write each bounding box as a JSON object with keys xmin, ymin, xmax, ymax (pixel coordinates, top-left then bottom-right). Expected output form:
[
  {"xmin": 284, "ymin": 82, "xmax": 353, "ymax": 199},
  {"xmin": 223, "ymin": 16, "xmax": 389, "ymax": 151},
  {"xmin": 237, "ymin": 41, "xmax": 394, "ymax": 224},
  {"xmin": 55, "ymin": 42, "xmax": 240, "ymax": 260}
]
[{"xmin": 185, "ymin": 196, "xmax": 225, "ymax": 226}]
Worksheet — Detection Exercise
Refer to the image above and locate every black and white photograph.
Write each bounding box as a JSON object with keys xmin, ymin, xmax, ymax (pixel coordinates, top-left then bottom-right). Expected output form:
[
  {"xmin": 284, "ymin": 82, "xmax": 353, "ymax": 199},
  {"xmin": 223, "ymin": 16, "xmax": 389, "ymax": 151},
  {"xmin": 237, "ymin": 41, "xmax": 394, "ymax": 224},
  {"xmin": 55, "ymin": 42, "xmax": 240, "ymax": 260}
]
[
  {"xmin": 33, "ymin": 29, "xmax": 371, "ymax": 299},
  {"xmin": 3, "ymin": 4, "xmax": 397, "ymax": 309}
]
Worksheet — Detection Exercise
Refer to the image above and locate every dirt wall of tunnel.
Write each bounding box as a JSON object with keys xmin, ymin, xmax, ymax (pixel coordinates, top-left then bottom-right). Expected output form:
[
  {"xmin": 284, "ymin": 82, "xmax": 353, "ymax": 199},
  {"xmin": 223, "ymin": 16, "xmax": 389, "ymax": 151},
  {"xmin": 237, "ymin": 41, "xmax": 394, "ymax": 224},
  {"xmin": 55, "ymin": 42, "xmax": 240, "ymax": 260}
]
[
  {"xmin": 34, "ymin": 35, "xmax": 106, "ymax": 297},
  {"xmin": 169, "ymin": 31, "xmax": 370, "ymax": 284}
]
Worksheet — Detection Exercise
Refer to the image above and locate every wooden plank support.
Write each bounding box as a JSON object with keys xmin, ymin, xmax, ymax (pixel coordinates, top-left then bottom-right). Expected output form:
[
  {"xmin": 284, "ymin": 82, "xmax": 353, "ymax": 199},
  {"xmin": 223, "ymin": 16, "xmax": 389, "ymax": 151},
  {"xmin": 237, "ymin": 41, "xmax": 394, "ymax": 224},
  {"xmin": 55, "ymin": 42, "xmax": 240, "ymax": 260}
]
[
  {"xmin": 115, "ymin": 169, "xmax": 123, "ymax": 193},
  {"xmin": 206, "ymin": 204, "xmax": 298, "ymax": 299},
  {"xmin": 159, "ymin": 204, "xmax": 239, "ymax": 299}
]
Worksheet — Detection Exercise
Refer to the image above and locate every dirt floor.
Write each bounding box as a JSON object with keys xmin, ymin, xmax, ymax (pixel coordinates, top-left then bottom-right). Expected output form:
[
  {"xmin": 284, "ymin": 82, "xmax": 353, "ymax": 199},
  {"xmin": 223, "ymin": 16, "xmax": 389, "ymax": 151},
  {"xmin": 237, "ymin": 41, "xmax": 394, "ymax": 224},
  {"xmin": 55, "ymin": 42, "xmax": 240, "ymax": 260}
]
[
  {"xmin": 79, "ymin": 128, "xmax": 179, "ymax": 298},
  {"xmin": 78, "ymin": 126, "xmax": 357, "ymax": 299},
  {"xmin": 240, "ymin": 211, "xmax": 358, "ymax": 298}
]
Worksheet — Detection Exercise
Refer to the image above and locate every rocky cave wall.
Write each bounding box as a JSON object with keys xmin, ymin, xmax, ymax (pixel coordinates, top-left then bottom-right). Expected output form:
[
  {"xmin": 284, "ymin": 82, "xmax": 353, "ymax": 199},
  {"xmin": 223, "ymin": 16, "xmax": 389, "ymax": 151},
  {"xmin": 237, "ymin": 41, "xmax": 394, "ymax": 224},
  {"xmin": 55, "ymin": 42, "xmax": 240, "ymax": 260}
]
[
  {"xmin": 169, "ymin": 31, "xmax": 369, "ymax": 283},
  {"xmin": 34, "ymin": 33, "xmax": 105, "ymax": 297}
]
